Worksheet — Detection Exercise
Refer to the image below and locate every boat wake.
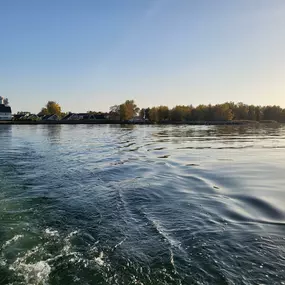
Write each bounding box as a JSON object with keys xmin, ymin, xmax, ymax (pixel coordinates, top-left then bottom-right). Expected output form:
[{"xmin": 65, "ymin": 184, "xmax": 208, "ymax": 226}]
[{"xmin": 1, "ymin": 229, "xmax": 108, "ymax": 285}]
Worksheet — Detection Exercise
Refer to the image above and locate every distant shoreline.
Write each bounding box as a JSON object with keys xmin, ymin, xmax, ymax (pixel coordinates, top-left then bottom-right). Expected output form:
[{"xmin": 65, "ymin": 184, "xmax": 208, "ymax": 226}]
[{"xmin": 0, "ymin": 120, "xmax": 280, "ymax": 125}]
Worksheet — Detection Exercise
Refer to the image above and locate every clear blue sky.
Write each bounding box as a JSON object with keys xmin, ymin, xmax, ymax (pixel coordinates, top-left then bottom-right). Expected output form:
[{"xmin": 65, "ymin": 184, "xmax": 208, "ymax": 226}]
[{"xmin": 0, "ymin": 0, "xmax": 284, "ymax": 113}]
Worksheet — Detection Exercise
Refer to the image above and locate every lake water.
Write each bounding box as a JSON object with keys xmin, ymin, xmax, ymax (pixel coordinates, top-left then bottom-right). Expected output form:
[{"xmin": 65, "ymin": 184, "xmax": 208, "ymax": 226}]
[{"xmin": 0, "ymin": 124, "xmax": 285, "ymax": 285}]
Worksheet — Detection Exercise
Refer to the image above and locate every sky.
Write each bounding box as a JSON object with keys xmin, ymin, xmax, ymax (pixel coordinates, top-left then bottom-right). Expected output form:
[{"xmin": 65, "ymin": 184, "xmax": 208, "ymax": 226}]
[{"xmin": 0, "ymin": 0, "xmax": 285, "ymax": 113}]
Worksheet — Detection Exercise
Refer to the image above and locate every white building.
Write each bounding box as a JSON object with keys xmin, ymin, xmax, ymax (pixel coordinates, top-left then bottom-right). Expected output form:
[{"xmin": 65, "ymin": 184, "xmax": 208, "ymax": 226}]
[{"xmin": 0, "ymin": 97, "xmax": 12, "ymax": 120}]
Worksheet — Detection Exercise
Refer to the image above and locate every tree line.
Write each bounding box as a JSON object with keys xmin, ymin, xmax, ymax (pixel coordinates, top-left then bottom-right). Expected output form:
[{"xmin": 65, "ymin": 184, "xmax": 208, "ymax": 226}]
[{"xmin": 29, "ymin": 100, "xmax": 285, "ymax": 123}]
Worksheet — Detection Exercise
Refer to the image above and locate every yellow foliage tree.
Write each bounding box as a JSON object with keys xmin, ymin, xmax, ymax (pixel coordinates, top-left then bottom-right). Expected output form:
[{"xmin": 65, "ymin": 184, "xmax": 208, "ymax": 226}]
[{"xmin": 39, "ymin": 101, "xmax": 62, "ymax": 116}]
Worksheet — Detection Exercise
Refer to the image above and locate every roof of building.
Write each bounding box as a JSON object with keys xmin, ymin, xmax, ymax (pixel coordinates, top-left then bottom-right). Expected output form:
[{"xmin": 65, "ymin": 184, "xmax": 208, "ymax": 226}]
[
  {"xmin": 0, "ymin": 104, "xmax": 12, "ymax": 113},
  {"xmin": 77, "ymin": 113, "xmax": 91, "ymax": 116},
  {"xmin": 13, "ymin": 114, "xmax": 25, "ymax": 119},
  {"xmin": 60, "ymin": 113, "xmax": 108, "ymax": 120},
  {"xmin": 94, "ymin": 114, "xmax": 107, "ymax": 119},
  {"xmin": 61, "ymin": 113, "xmax": 75, "ymax": 120},
  {"xmin": 42, "ymin": 114, "xmax": 59, "ymax": 120},
  {"xmin": 27, "ymin": 114, "xmax": 39, "ymax": 118}
]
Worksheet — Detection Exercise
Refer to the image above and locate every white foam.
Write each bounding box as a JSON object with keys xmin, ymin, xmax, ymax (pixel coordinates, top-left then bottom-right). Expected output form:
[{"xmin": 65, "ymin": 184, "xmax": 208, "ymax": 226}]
[
  {"xmin": 6, "ymin": 242, "xmax": 51, "ymax": 285},
  {"xmin": 10, "ymin": 259, "xmax": 51, "ymax": 285},
  {"xmin": 169, "ymin": 248, "xmax": 177, "ymax": 273},
  {"xmin": 5, "ymin": 229, "xmax": 112, "ymax": 284},
  {"xmin": 44, "ymin": 228, "xmax": 59, "ymax": 237},
  {"xmin": 2, "ymin": 234, "xmax": 24, "ymax": 249},
  {"xmin": 66, "ymin": 230, "xmax": 79, "ymax": 239},
  {"xmin": 152, "ymin": 220, "xmax": 181, "ymax": 248},
  {"xmin": 94, "ymin": 251, "xmax": 104, "ymax": 266},
  {"xmin": 62, "ymin": 230, "xmax": 79, "ymax": 254},
  {"xmin": 0, "ymin": 258, "xmax": 6, "ymax": 266},
  {"xmin": 114, "ymin": 237, "xmax": 127, "ymax": 249}
]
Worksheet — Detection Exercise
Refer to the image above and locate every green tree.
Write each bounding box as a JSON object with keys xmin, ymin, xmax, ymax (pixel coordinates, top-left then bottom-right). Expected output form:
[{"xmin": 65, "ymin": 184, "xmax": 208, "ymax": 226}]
[
  {"xmin": 281, "ymin": 109, "xmax": 285, "ymax": 122},
  {"xmin": 212, "ymin": 104, "xmax": 233, "ymax": 121},
  {"xmin": 191, "ymin": 105, "xmax": 207, "ymax": 121},
  {"xmin": 157, "ymin": 106, "xmax": 169, "ymax": 122},
  {"xmin": 255, "ymin": 106, "xmax": 261, "ymax": 121},
  {"xmin": 234, "ymin": 102, "xmax": 249, "ymax": 120},
  {"xmin": 170, "ymin": 105, "xmax": 192, "ymax": 121},
  {"xmin": 262, "ymin": 105, "xmax": 283, "ymax": 121},
  {"xmin": 109, "ymin": 105, "xmax": 120, "ymax": 120},
  {"xmin": 139, "ymin": 108, "xmax": 145, "ymax": 119},
  {"xmin": 139, "ymin": 108, "xmax": 151, "ymax": 120},
  {"xmin": 149, "ymin": 107, "xmax": 158, "ymax": 122},
  {"xmin": 145, "ymin": 108, "xmax": 151, "ymax": 120},
  {"xmin": 119, "ymin": 104, "xmax": 128, "ymax": 121},
  {"xmin": 248, "ymin": 105, "xmax": 256, "ymax": 120}
]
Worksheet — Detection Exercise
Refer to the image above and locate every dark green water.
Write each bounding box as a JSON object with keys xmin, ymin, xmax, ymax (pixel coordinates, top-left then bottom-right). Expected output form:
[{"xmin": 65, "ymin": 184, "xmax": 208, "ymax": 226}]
[{"xmin": 0, "ymin": 124, "xmax": 285, "ymax": 285}]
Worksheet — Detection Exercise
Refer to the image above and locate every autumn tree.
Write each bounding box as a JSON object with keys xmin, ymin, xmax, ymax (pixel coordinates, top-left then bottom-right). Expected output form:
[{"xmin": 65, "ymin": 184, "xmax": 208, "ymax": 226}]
[
  {"xmin": 39, "ymin": 101, "xmax": 62, "ymax": 117},
  {"xmin": 38, "ymin": 107, "xmax": 49, "ymax": 116},
  {"xmin": 47, "ymin": 101, "xmax": 61, "ymax": 116},
  {"xmin": 111, "ymin": 100, "xmax": 138, "ymax": 121}
]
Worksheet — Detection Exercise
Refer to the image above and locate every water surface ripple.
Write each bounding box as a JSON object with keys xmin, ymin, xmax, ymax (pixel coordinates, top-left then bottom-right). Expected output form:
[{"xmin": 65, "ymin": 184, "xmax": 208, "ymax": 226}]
[{"xmin": 1, "ymin": 124, "xmax": 285, "ymax": 284}]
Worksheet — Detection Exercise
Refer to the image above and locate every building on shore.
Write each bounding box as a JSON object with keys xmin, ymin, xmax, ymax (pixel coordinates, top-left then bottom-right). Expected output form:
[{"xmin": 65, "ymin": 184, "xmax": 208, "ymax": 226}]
[
  {"xmin": 61, "ymin": 112, "xmax": 108, "ymax": 121},
  {"xmin": 0, "ymin": 97, "xmax": 12, "ymax": 121}
]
